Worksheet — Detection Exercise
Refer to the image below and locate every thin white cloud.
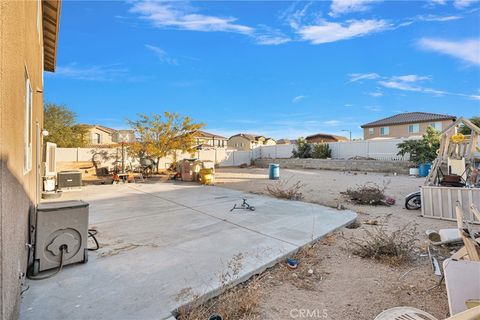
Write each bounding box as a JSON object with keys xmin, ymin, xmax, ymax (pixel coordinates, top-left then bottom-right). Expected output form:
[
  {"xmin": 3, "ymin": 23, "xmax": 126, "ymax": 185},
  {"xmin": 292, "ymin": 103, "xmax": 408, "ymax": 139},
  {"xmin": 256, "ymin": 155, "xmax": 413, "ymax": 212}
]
[
  {"xmin": 350, "ymin": 72, "xmax": 479, "ymax": 101},
  {"xmin": 297, "ymin": 19, "xmax": 390, "ymax": 45},
  {"xmin": 53, "ymin": 63, "xmax": 129, "ymax": 81},
  {"xmin": 130, "ymin": 1, "xmax": 253, "ymax": 34},
  {"xmin": 344, "ymin": 103, "xmax": 353, "ymax": 107},
  {"xmin": 329, "ymin": 0, "xmax": 380, "ymax": 17},
  {"xmin": 323, "ymin": 120, "xmax": 341, "ymax": 126},
  {"xmin": 390, "ymin": 75, "xmax": 431, "ymax": 82},
  {"xmin": 365, "ymin": 105, "xmax": 382, "ymax": 112},
  {"xmin": 453, "ymin": 0, "xmax": 478, "ymax": 9},
  {"xmin": 378, "ymin": 80, "xmax": 424, "ymax": 92},
  {"xmin": 430, "ymin": 0, "xmax": 447, "ymax": 4},
  {"xmin": 281, "ymin": 2, "xmax": 314, "ymax": 29},
  {"xmin": 255, "ymin": 26, "xmax": 291, "ymax": 45},
  {"xmin": 145, "ymin": 44, "xmax": 178, "ymax": 65},
  {"xmin": 418, "ymin": 38, "xmax": 480, "ymax": 65},
  {"xmin": 348, "ymin": 73, "xmax": 380, "ymax": 82},
  {"xmin": 292, "ymin": 95, "xmax": 306, "ymax": 103},
  {"xmin": 417, "ymin": 14, "xmax": 462, "ymax": 21}
]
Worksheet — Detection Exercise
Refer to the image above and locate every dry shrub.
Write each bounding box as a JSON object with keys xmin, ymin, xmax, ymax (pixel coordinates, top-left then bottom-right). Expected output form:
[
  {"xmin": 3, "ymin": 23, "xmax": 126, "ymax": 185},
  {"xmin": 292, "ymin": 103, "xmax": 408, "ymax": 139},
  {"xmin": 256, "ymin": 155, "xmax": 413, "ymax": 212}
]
[
  {"xmin": 348, "ymin": 224, "xmax": 417, "ymax": 264},
  {"xmin": 176, "ymin": 253, "xmax": 262, "ymax": 320},
  {"xmin": 266, "ymin": 179, "xmax": 304, "ymax": 200},
  {"xmin": 342, "ymin": 181, "xmax": 390, "ymax": 205},
  {"xmin": 176, "ymin": 279, "xmax": 262, "ymax": 320}
]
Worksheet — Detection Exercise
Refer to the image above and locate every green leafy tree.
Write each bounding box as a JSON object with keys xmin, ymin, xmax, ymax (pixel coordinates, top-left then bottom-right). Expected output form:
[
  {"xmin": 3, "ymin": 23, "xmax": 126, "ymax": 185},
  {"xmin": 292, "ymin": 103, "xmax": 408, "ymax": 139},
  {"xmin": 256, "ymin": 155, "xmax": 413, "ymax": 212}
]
[
  {"xmin": 458, "ymin": 116, "xmax": 480, "ymax": 135},
  {"xmin": 44, "ymin": 103, "xmax": 88, "ymax": 147},
  {"xmin": 397, "ymin": 126, "xmax": 440, "ymax": 165},
  {"xmin": 312, "ymin": 143, "xmax": 332, "ymax": 159},
  {"xmin": 292, "ymin": 137, "xmax": 313, "ymax": 158},
  {"xmin": 127, "ymin": 112, "xmax": 204, "ymax": 172}
]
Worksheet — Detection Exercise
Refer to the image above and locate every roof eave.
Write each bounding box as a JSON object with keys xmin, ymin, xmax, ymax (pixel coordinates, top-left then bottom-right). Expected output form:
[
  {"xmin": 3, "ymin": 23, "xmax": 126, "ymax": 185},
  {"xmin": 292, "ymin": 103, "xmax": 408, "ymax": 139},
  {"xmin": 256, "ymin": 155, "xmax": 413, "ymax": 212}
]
[{"xmin": 43, "ymin": 0, "xmax": 61, "ymax": 72}]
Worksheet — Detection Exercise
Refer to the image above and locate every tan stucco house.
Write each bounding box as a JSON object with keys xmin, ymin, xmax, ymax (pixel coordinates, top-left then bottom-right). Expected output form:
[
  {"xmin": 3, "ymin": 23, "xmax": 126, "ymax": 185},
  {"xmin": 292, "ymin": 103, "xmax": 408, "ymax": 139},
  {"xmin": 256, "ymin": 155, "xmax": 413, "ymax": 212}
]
[
  {"xmin": 227, "ymin": 134, "xmax": 276, "ymax": 151},
  {"xmin": 0, "ymin": 1, "xmax": 61, "ymax": 318},
  {"xmin": 192, "ymin": 130, "xmax": 227, "ymax": 148},
  {"xmin": 306, "ymin": 133, "xmax": 348, "ymax": 143},
  {"xmin": 361, "ymin": 112, "xmax": 456, "ymax": 140},
  {"xmin": 85, "ymin": 125, "xmax": 135, "ymax": 145}
]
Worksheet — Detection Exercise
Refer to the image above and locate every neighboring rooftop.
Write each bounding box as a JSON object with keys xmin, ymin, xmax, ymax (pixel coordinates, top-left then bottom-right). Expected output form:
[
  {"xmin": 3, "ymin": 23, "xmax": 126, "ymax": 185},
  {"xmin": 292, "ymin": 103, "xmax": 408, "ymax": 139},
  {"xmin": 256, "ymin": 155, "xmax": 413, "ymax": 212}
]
[
  {"xmin": 306, "ymin": 133, "xmax": 348, "ymax": 142},
  {"xmin": 229, "ymin": 133, "xmax": 265, "ymax": 141},
  {"xmin": 361, "ymin": 112, "xmax": 456, "ymax": 128},
  {"xmin": 193, "ymin": 130, "xmax": 227, "ymax": 140},
  {"xmin": 83, "ymin": 124, "xmax": 116, "ymax": 134}
]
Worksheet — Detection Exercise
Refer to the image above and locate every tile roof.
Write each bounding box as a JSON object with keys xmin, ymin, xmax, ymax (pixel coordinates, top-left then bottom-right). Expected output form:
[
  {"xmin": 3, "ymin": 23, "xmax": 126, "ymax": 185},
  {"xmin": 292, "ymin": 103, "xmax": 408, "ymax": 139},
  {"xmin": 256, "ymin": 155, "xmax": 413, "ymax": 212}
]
[
  {"xmin": 193, "ymin": 130, "xmax": 227, "ymax": 140},
  {"xmin": 305, "ymin": 133, "xmax": 348, "ymax": 141},
  {"xmin": 229, "ymin": 133, "xmax": 264, "ymax": 141},
  {"xmin": 361, "ymin": 112, "xmax": 456, "ymax": 128}
]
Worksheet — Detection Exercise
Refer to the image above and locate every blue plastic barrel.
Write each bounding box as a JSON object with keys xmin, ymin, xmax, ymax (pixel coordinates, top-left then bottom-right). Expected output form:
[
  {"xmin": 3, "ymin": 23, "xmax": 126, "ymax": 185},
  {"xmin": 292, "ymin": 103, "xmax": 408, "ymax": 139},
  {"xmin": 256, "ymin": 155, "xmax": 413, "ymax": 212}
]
[
  {"xmin": 269, "ymin": 163, "xmax": 280, "ymax": 180},
  {"xmin": 419, "ymin": 163, "xmax": 432, "ymax": 177}
]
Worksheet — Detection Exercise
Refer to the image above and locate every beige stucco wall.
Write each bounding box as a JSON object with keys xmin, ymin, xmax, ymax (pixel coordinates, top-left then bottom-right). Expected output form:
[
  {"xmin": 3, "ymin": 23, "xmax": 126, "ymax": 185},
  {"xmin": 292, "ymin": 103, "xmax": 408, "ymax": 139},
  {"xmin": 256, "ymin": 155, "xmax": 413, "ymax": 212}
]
[
  {"xmin": 227, "ymin": 136, "xmax": 253, "ymax": 151},
  {"xmin": 263, "ymin": 139, "xmax": 276, "ymax": 146},
  {"xmin": 88, "ymin": 127, "xmax": 113, "ymax": 145},
  {"xmin": 1, "ymin": 1, "xmax": 46, "ymax": 318},
  {"xmin": 363, "ymin": 119, "xmax": 454, "ymax": 139}
]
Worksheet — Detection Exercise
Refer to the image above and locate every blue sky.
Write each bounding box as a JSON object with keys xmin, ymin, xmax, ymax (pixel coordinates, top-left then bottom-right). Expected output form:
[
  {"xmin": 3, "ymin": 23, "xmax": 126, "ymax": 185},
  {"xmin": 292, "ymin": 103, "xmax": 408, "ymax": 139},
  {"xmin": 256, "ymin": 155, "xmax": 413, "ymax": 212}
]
[{"xmin": 45, "ymin": 0, "xmax": 480, "ymax": 139}]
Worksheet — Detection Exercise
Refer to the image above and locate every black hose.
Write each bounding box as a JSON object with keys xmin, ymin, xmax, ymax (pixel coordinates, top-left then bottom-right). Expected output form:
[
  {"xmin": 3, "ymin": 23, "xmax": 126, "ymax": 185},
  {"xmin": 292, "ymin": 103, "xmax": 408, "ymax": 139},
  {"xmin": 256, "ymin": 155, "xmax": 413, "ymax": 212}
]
[
  {"xmin": 88, "ymin": 229, "xmax": 100, "ymax": 251},
  {"xmin": 27, "ymin": 245, "xmax": 66, "ymax": 280}
]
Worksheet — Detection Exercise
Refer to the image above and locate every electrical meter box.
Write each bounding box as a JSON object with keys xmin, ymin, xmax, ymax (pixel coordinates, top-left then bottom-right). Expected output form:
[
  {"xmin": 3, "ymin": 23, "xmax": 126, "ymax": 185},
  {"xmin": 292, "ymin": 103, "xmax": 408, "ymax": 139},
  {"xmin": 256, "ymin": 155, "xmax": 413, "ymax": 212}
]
[{"xmin": 33, "ymin": 200, "xmax": 89, "ymax": 275}]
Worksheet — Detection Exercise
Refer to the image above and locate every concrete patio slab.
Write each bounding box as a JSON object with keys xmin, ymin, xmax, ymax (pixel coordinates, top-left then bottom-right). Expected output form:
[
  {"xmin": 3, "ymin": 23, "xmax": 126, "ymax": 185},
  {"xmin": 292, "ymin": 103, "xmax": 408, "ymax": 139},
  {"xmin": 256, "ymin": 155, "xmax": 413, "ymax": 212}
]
[{"xmin": 20, "ymin": 182, "xmax": 356, "ymax": 320}]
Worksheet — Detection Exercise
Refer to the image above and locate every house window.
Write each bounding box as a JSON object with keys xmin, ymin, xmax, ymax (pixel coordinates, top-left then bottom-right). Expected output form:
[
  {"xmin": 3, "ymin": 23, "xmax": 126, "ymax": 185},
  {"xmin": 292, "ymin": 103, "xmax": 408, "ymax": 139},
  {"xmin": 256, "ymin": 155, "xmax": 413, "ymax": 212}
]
[
  {"xmin": 408, "ymin": 123, "xmax": 420, "ymax": 133},
  {"xmin": 380, "ymin": 127, "xmax": 389, "ymax": 136},
  {"xmin": 430, "ymin": 122, "xmax": 442, "ymax": 131},
  {"xmin": 368, "ymin": 128, "xmax": 374, "ymax": 135},
  {"xmin": 24, "ymin": 72, "xmax": 33, "ymax": 174},
  {"xmin": 92, "ymin": 133, "xmax": 101, "ymax": 144}
]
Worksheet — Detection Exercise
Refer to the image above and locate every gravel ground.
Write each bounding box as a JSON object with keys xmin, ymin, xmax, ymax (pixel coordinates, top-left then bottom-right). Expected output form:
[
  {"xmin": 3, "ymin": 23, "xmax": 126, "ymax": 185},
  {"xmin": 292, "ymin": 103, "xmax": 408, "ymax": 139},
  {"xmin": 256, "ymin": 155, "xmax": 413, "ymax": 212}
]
[{"xmin": 211, "ymin": 167, "xmax": 458, "ymax": 320}]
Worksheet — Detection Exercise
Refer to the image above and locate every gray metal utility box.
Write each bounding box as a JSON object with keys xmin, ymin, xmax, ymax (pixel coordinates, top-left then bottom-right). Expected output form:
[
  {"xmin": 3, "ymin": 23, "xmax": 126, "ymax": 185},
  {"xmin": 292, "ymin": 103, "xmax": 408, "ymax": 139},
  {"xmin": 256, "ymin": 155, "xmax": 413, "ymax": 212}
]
[
  {"xmin": 33, "ymin": 200, "xmax": 89, "ymax": 275},
  {"xmin": 57, "ymin": 171, "xmax": 82, "ymax": 190}
]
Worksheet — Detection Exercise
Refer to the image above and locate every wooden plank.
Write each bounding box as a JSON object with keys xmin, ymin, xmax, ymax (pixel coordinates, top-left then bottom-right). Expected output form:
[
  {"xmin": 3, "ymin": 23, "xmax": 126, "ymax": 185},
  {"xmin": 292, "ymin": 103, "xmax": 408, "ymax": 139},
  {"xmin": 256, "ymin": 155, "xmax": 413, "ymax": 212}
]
[
  {"xmin": 451, "ymin": 246, "xmax": 468, "ymax": 260},
  {"xmin": 471, "ymin": 204, "xmax": 480, "ymax": 221},
  {"xmin": 456, "ymin": 205, "xmax": 480, "ymax": 261}
]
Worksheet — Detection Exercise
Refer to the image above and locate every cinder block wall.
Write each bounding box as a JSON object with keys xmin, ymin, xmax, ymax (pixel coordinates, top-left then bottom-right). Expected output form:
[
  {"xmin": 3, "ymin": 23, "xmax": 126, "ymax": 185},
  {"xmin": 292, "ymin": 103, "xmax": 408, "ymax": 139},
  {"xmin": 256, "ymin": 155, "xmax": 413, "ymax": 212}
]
[{"xmin": 254, "ymin": 158, "xmax": 412, "ymax": 174}]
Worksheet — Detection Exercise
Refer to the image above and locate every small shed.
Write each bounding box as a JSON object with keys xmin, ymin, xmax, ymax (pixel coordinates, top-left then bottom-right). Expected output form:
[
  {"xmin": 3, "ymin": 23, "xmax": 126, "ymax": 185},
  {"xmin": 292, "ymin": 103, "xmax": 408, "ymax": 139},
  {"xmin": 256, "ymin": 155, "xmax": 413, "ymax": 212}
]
[{"xmin": 421, "ymin": 117, "xmax": 480, "ymax": 223}]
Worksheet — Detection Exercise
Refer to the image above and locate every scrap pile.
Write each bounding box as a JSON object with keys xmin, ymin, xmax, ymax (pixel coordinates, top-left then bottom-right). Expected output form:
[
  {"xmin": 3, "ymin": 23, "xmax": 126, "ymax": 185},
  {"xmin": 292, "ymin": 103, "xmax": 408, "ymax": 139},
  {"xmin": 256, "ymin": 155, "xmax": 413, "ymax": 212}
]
[
  {"xmin": 428, "ymin": 203, "xmax": 480, "ymax": 317},
  {"xmin": 422, "ymin": 117, "xmax": 480, "ymax": 223},
  {"xmin": 175, "ymin": 159, "xmax": 216, "ymax": 185}
]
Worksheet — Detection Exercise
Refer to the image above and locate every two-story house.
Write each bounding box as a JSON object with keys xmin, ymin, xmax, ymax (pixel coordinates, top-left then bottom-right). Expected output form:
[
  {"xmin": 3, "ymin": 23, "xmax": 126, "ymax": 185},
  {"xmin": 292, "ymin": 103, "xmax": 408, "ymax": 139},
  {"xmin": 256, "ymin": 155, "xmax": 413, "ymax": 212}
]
[
  {"xmin": 192, "ymin": 130, "xmax": 228, "ymax": 148},
  {"xmin": 227, "ymin": 134, "xmax": 276, "ymax": 151},
  {"xmin": 361, "ymin": 112, "xmax": 456, "ymax": 140},
  {"xmin": 85, "ymin": 125, "xmax": 135, "ymax": 145}
]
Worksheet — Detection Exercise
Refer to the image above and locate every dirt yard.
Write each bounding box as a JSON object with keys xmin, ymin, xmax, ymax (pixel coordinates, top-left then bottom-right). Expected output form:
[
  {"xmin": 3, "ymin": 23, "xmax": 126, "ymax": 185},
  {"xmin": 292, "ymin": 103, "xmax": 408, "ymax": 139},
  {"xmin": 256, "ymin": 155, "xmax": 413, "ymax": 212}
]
[{"xmin": 205, "ymin": 167, "xmax": 458, "ymax": 320}]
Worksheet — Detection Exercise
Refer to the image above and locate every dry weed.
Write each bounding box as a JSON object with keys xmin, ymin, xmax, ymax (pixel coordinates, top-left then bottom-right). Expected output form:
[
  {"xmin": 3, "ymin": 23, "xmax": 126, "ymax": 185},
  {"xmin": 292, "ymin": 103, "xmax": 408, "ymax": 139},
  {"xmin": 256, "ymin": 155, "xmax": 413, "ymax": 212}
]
[
  {"xmin": 342, "ymin": 181, "xmax": 390, "ymax": 205},
  {"xmin": 266, "ymin": 179, "xmax": 304, "ymax": 200},
  {"xmin": 176, "ymin": 252, "xmax": 262, "ymax": 320},
  {"xmin": 267, "ymin": 243, "xmax": 325, "ymax": 291},
  {"xmin": 348, "ymin": 224, "xmax": 417, "ymax": 265}
]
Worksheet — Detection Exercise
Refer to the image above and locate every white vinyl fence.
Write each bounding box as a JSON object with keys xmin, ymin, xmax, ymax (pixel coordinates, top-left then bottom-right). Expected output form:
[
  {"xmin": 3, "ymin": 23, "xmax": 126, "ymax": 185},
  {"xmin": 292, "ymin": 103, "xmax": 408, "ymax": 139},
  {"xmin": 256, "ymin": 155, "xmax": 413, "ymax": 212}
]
[
  {"xmin": 55, "ymin": 138, "xmax": 412, "ymax": 170},
  {"xmin": 328, "ymin": 138, "xmax": 410, "ymax": 161}
]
